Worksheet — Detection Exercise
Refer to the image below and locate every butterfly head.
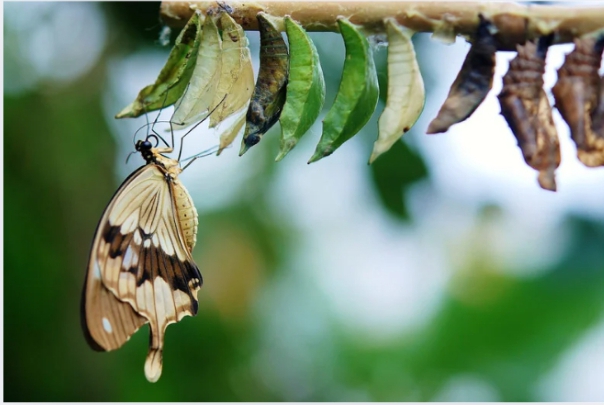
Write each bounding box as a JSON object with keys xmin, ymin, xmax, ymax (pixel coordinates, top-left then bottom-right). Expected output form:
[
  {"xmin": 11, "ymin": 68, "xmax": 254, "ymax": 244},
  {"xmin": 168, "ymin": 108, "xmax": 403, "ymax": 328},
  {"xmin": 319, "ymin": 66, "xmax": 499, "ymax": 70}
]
[{"xmin": 135, "ymin": 139, "xmax": 155, "ymax": 163}]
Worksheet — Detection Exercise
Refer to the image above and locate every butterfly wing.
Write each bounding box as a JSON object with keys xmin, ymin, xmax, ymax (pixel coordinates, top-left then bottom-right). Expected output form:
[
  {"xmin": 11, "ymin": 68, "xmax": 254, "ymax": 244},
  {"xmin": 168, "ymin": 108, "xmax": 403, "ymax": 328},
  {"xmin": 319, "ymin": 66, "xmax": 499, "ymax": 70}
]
[
  {"xmin": 82, "ymin": 164, "xmax": 202, "ymax": 382},
  {"xmin": 81, "ymin": 264, "xmax": 148, "ymax": 352},
  {"xmin": 82, "ymin": 166, "xmax": 151, "ymax": 352}
]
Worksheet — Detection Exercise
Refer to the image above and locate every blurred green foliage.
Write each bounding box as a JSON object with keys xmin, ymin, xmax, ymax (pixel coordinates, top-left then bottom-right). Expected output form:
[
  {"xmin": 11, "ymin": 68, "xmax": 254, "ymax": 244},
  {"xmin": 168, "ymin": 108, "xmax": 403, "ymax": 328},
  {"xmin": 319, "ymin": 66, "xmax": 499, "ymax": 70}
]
[
  {"xmin": 4, "ymin": 2, "xmax": 604, "ymax": 402},
  {"xmin": 370, "ymin": 140, "xmax": 428, "ymax": 221}
]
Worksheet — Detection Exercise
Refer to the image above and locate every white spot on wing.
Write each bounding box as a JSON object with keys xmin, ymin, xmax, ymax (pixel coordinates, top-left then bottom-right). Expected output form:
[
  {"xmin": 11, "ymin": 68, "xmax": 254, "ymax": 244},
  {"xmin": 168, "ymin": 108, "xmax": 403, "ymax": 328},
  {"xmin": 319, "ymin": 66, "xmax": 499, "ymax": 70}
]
[
  {"xmin": 143, "ymin": 239, "xmax": 151, "ymax": 248},
  {"xmin": 131, "ymin": 249, "xmax": 139, "ymax": 267},
  {"xmin": 102, "ymin": 317, "xmax": 113, "ymax": 333},
  {"xmin": 123, "ymin": 247, "xmax": 133, "ymax": 269},
  {"xmin": 133, "ymin": 229, "xmax": 142, "ymax": 245}
]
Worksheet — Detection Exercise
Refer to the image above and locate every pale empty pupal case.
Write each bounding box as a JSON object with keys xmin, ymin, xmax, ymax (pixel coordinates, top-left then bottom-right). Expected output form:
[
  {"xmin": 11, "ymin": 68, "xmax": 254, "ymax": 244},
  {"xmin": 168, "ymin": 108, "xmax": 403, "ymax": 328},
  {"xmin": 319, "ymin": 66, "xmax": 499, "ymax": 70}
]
[
  {"xmin": 370, "ymin": 18, "xmax": 425, "ymax": 164},
  {"xmin": 172, "ymin": 15, "xmax": 223, "ymax": 130},
  {"xmin": 208, "ymin": 12, "xmax": 255, "ymax": 129}
]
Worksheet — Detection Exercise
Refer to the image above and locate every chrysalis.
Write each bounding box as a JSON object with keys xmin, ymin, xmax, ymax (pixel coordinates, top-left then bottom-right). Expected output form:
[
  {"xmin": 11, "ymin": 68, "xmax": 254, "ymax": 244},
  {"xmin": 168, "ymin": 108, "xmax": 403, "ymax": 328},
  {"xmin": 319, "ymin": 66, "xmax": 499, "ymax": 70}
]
[
  {"xmin": 172, "ymin": 16, "xmax": 223, "ymax": 130},
  {"xmin": 370, "ymin": 18, "xmax": 424, "ymax": 164},
  {"xmin": 427, "ymin": 14, "xmax": 497, "ymax": 134},
  {"xmin": 116, "ymin": 12, "xmax": 203, "ymax": 119},
  {"xmin": 308, "ymin": 18, "xmax": 379, "ymax": 163},
  {"xmin": 276, "ymin": 16, "xmax": 326, "ymax": 162},
  {"xmin": 498, "ymin": 36, "xmax": 560, "ymax": 191},
  {"xmin": 552, "ymin": 36, "xmax": 604, "ymax": 167},
  {"xmin": 240, "ymin": 13, "xmax": 289, "ymax": 156},
  {"xmin": 591, "ymin": 75, "xmax": 604, "ymax": 136},
  {"xmin": 209, "ymin": 13, "xmax": 254, "ymax": 128}
]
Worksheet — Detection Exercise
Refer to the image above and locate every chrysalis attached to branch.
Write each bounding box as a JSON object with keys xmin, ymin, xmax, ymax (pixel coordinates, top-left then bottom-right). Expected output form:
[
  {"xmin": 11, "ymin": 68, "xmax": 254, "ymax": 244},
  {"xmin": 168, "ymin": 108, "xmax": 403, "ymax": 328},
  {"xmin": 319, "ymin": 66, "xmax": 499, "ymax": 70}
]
[
  {"xmin": 240, "ymin": 12, "xmax": 289, "ymax": 156},
  {"xmin": 172, "ymin": 15, "xmax": 223, "ymax": 130},
  {"xmin": 209, "ymin": 13, "xmax": 254, "ymax": 128},
  {"xmin": 552, "ymin": 36, "xmax": 604, "ymax": 167},
  {"xmin": 427, "ymin": 14, "xmax": 497, "ymax": 134},
  {"xmin": 591, "ymin": 75, "xmax": 604, "ymax": 135},
  {"xmin": 308, "ymin": 18, "xmax": 379, "ymax": 163},
  {"xmin": 498, "ymin": 36, "xmax": 560, "ymax": 191},
  {"xmin": 370, "ymin": 18, "xmax": 424, "ymax": 164},
  {"xmin": 276, "ymin": 16, "xmax": 326, "ymax": 162},
  {"xmin": 116, "ymin": 12, "xmax": 203, "ymax": 119}
]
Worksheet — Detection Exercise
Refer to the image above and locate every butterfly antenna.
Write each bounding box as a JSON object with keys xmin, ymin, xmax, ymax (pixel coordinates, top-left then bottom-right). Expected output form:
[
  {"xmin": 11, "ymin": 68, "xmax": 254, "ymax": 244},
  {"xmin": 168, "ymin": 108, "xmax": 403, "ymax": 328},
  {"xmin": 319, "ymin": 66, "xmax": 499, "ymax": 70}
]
[
  {"xmin": 150, "ymin": 89, "xmax": 173, "ymax": 148},
  {"xmin": 147, "ymin": 131, "xmax": 170, "ymax": 148},
  {"xmin": 133, "ymin": 120, "xmax": 174, "ymax": 144},
  {"xmin": 168, "ymin": 82, "xmax": 193, "ymax": 155},
  {"xmin": 180, "ymin": 145, "xmax": 220, "ymax": 171},
  {"xmin": 170, "ymin": 81, "xmax": 198, "ymax": 130},
  {"xmin": 130, "ymin": 92, "xmax": 154, "ymax": 148},
  {"xmin": 144, "ymin": 104, "xmax": 151, "ymax": 130},
  {"xmin": 172, "ymin": 82, "xmax": 191, "ymax": 124},
  {"xmin": 177, "ymin": 94, "xmax": 228, "ymax": 162},
  {"xmin": 125, "ymin": 150, "xmax": 138, "ymax": 164}
]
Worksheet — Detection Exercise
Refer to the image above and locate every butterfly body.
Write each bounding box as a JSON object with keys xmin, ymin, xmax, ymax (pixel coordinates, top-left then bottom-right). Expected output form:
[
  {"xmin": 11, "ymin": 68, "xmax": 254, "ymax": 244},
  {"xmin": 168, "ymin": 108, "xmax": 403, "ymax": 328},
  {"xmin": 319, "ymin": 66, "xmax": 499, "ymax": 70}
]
[{"xmin": 82, "ymin": 140, "xmax": 201, "ymax": 382}]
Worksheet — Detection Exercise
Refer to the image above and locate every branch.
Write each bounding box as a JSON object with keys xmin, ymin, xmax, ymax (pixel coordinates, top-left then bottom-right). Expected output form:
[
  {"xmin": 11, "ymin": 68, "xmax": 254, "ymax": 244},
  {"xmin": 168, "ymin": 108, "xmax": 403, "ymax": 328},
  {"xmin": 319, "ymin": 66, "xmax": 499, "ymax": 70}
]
[{"xmin": 160, "ymin": 1, "xmax": 604, "ymax": 50}]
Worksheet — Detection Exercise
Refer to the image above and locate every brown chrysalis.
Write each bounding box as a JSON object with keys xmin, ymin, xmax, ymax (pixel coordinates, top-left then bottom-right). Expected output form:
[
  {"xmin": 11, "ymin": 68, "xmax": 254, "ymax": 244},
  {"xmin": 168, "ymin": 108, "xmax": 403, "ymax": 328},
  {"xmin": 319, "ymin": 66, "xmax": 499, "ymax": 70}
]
[
  {"xmin": 498, "ymin": 36, "xmax": 560, "ymax": 191},
  {"xmin": 591, "ymin": 75, "xmax": 604, "ymax": 136},
  {"xmin": 240, "ymin": 12, "xmax": 289, "ymax": 155},
  {"xmin": 552, "ymin": 36, "xmax": 604, "ymax": 167},
  {"xmin": 427, "ymin": 14, "xmax": 497, "ymax": 134}
]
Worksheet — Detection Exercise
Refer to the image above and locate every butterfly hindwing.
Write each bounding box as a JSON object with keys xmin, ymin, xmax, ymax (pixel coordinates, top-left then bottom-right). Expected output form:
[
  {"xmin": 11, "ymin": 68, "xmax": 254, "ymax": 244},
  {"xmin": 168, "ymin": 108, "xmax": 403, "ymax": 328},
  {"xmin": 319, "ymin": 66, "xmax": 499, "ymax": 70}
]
[
  {"xmin": 82, "ymin": 165, "xmax": 152, "ymax": 352},
  {"xmin": 82, "ymin": 162, "xmax": 202, "ymax": 382},
  {"xmin": 80, "ymin": 259, "xmax": 148, "ymax": 352}
]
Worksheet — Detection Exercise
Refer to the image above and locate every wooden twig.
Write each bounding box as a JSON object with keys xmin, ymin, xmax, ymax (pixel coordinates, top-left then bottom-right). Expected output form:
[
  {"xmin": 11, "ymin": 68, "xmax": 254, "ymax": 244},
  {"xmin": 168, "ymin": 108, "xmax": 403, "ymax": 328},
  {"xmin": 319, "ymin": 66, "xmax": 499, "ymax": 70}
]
[{"xmin": 160, "ymin": 1, "xmax": 604, "ymax": 50}]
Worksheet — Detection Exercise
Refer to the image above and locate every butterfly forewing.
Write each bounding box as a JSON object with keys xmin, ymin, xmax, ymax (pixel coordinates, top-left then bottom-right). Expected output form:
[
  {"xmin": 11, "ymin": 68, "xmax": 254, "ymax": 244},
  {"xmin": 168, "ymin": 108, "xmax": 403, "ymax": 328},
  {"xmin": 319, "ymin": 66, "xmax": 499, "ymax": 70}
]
[{"xmin": 82, "ymin": 158, "xmax": 202, "ymax": 383}]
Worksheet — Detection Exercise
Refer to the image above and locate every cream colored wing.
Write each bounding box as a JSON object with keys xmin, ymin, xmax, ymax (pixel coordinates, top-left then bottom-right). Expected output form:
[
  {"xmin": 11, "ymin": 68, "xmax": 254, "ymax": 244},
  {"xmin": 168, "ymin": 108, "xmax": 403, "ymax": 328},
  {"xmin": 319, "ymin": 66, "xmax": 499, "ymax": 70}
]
[
  {"xmin": 82, "ymin": 164, "xmax": 202, "ymax": 382},
  {"xmin": 81, "ymin": 258, "xmax": 148, "ymax": 352},
  {"xmin": 82, "ymin": 166, "xmax": 151, "ymax": 353}
]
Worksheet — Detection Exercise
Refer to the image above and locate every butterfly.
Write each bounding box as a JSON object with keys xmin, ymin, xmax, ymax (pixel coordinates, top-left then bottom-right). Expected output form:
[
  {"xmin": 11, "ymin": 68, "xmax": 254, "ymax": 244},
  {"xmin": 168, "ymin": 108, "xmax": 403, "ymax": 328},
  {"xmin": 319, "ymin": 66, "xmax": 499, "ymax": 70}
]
[{"xmin": 81, "ymin": 120, "xmax": 208, "ymax": 383}]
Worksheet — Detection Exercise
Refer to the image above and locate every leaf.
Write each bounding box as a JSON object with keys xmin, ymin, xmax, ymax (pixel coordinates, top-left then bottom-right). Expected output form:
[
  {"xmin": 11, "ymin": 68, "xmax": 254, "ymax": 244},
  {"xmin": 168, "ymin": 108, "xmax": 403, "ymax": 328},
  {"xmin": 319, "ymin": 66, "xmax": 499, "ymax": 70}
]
[
  {"xmin": 240, "ymin": 13, "xmax": 289, "ymax": 156},
  {"xmin": 171, "ymin": 16, "xmax": 223, "ymax": 130},
  {"xmin": 369, "ymin": 18, "xmax": 424, "ymax": 164},
  {"xmin": 498, "ymin": 37, "xmax": 560, "ymax": 191},
  {"xmin": 369, "ymin": 140, "xmax": 428, "ymax": 221},
  {"xmin": 116, "ymin": 12, "xmax": 203, "ymax": 119},
  {"xmin": 308, "ymin": 18, "xmax": 379, "ymax": 164},
  {"xmin": 209, "ymin": 13, "xmax": 254, "ymax": 128},
  {"xmin": 552, "ymin": 37, "xmax": 604, "ymax": 167},
  {"xmin": 426, "ymin": 14, "xmax": 497, "ymax": 134},
  {"xmin": 275, "ymin": 17, "xmax": 326, "ymax": 162}
]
